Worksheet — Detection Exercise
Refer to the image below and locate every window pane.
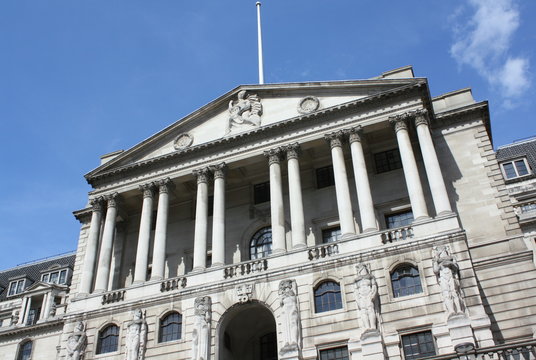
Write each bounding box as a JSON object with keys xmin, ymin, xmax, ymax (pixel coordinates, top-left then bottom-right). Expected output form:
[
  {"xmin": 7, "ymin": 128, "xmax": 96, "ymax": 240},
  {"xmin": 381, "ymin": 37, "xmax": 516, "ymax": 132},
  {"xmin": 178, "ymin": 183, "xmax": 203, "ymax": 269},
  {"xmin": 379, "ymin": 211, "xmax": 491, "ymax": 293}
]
[
  {"xmin": 8, "ymin": 282, "xmax": 17, "ymax": 296},
  {"xmin": 319, "ymin": 346, "xmax": 349, "ymax": 360},
  {"xmin": 322, "ymin": 227, "xmax": 341, "ymax": 243},
  {"xmin": 254, "ymin": 182, "xmax": 270, "ymax": 204},
  {"xmin": 386, "ymin": 211, "xmax": 414, "ymax": 229},
  {"xmin": 250, "ymin": 227, "xmax": 273, "ymax": 260},
  {"xmin": 59, "ymin": 270, "xmax": 67, "ymax": 284},
  {"xmin": 49, "ymin": 272, "xmax": 59, "ymax": 284},
  {"xmin": 16, "ymin": 280, "xmax": 25, "ymax": 294},
  {"xmin": 316, "ymin": 166, "xmax": 335, "ymax": 188},
  {"xmin": 18, "ymin": 341, "xmax": 32, "ymax": 360},
  {"xmin": 401, "ymin": 331, "xmax": 436, "ymax": 360},
  {"xmin": 502, "ymin": 162, "xmax": 517, "ymax": 179},
  {"xmin": 314, "ymin": 281, "xmax": 342, "ymax": 313},
  {"xmin": 391, "ymin": 265, "xmax": 422, "ymax": 298},
  {"xmin": 159, "ymin": 313, "xmax": 182, "ymax": 342},
  {"xmin": 514, "ymin": 160, "xmax": 529, "ymax": 176},
  {"xmin": 375, "ymin": 149, "xmax": 402, "ymax": 174},
  {"xmin": 42, "ymin": 274, "xmax": 49, "ymax": 283},
  {"xmin": 97, "ymin": 325, "xmax": 119, "ymax": 354}
]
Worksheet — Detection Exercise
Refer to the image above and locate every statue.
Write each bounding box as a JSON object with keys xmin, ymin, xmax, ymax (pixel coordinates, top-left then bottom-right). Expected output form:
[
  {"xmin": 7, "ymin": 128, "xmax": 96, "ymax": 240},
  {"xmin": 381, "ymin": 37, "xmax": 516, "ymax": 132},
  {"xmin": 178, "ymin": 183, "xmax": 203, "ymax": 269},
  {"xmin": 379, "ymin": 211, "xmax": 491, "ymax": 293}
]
[
  {"xmin": 432, "ymin": 245, "xmax": 465, "ymax": 317},
  {"xmin": 66, "ymin": 321, "xmax": 87, "ymax": 360},
  {"xmin": 279, "ymin": 280, "xmax": 301, "ymax": 354},
  {"xmin": 49, "ymin": 302, "xmax": 57, "ymax": 318},
  {"xmin": 226, "ymin": 90, "xmax": 262, "ymax": 134},
  {"xmin": 355, "ymin": 263, "xmax": 379, "ymax": 331},
  {"xmin": 125, "ymin": 309, "xmax": 147, "ymax": 360},
  {"xmin": 10, "ymin": 310, "xmax": 19, "ymax": 326},
  {"xmin": 192, "ymin": 296, "xmax": 211, "ymax": 360}
]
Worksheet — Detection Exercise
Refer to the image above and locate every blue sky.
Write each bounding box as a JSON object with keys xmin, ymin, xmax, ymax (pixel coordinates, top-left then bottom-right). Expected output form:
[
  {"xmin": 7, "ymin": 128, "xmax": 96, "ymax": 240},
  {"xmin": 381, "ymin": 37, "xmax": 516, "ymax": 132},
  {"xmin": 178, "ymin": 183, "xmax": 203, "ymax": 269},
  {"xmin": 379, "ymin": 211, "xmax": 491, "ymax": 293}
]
[{"xmin": 0, "ymin": 0, "xmax": 534, "ymax": 269}]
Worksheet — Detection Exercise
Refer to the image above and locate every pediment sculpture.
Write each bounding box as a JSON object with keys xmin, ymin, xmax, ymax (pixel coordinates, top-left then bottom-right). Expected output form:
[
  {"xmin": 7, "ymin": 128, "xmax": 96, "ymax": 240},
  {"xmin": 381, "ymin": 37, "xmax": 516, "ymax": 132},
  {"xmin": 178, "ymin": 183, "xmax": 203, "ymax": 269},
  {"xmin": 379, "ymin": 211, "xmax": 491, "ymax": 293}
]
[{"xmin": 226, "ymin": 90, "xmax": 263, "ymax": 134}]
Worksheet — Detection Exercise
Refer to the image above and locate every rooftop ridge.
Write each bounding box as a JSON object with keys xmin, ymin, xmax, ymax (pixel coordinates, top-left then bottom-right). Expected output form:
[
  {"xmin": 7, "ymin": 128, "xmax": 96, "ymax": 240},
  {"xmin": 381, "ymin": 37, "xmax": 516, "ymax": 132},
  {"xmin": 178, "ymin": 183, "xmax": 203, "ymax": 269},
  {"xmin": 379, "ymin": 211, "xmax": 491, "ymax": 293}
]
[
  {"xmin": 497, "ymin": 135, "xmax": 536, "ymax": 150},
  {"xmin": 0, "ymin": 251, "xmax": 76, "ymax": 273}
]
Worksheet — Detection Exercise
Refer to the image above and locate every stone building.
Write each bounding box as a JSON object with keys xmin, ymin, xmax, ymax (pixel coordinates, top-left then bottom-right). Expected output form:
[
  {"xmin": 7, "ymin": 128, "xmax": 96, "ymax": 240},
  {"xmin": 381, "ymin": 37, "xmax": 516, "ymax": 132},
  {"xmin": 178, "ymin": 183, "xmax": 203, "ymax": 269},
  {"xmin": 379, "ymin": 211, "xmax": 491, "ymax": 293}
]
[{"xmin": 3, "ymin": 66, "xmax": 536, "ymax": 359}]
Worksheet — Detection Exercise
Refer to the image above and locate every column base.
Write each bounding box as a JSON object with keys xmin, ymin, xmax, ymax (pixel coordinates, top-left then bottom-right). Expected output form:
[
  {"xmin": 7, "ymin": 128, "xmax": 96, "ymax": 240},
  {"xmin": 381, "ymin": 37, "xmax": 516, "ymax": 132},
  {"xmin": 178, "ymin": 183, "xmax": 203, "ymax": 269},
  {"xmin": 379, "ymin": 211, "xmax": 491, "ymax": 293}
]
[
  {"xmin": 210, "ymin": 262, "xmax": 225, "ymax": 268},
  {"xmin": 412, "ymin": 215, "xmax": 431, "ymax": 223},
  {"xmin": 150, "ymin": 275, "xmax": 163, "ymax": 281},
  {"xmin": 292, "ymin": 243, "xmax": 307, "ymax": 250},
  {"xmin": 191, "ymin": 266, "xmax": 206, "ymax": 273}
]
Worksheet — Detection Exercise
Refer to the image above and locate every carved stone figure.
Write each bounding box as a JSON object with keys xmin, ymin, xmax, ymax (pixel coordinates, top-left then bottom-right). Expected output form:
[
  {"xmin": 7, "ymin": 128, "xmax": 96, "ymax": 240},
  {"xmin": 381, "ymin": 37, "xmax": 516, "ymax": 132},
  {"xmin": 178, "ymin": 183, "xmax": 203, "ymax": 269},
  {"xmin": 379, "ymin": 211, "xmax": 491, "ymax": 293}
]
[
  {"xmin": 235, "ymin": 284, "xmax": 253, "ymax": 304},
  {"xmin": 49, "ymin": 302, "xmax": 57, "ymax": 318},
  {"xmin": 10, "ymin": 310, "xmax": 19, "ymax": 326},
  {"xmin": 432, "ymin": 245, "xmax": 465, "ymax": 317},
  {"xmin": 355, "ymin": 263, "xmax": 379, "ymax": 331},
  {"xmin": 279, "ymin": 280, "xmax": 301, "ymax": 354},
  {"xmin": 226, "ymin": 90, "xmax": 262, "ymax": 134},
  {"xmin": 192, "ymin": 296, "xmax": 211, "ymax": 360},
  {"xmin": 66, "ymin": 321, "xmax": 87, "ymax": 360},
  {"xmin": 125, "ymin": 309, "xmax": 147, "ymax": 360}
]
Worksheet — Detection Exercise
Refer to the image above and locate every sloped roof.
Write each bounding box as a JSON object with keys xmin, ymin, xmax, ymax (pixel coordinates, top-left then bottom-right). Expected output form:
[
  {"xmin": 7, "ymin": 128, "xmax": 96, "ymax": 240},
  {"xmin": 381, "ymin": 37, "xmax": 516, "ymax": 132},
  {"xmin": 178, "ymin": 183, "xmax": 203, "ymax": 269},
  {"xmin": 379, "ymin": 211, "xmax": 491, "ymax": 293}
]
[{"xmin": 496, "ymin": 136, "xmax": 536, "ymax": 173}]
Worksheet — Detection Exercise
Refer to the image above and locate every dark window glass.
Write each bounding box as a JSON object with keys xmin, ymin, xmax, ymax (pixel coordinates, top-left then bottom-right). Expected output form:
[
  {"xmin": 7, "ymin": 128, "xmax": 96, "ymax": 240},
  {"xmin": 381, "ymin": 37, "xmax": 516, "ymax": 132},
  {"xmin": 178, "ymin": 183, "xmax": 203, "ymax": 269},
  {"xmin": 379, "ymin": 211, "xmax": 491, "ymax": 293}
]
[
  {"xmin": 319, "ymin": 346, "xmax": 349, "ymax": 360},
  {"xmin": 502, "ymin": 162, "xmax": 517, "ymax": 179},
  {"xmin": 250, "ymin": 227, "xmax": 272, "ymax": 259},
  {"xmin": 322, "ymin": 227, "xmax": 341, "ymax": 243},
  {"xmin": 314, "ymin": 281, "xmax": 342, "ymax": 313},
  {"xmin": 59, "ymin": 270, "xmax": 67, "ymax": 284},
  {"xmin": 18, "ymin": 341, "xmax": 32, "ymax": 360},
  {"xmin": 515, "ymin": 160, "xmax": 529, "ymax": 176},
  {"xmin": 316, "ymin": 165, "xmax": 335, "ymax": 188},
  {"xmin": 260, "ymin": 332, "xmax": 277, "ymax": 360},
  {"xmin": 208, "ymin": 195, "xmax": 214, "ymax": 217},
  {"xmin": 385, "ymin": 211, "xmax": 414, "ymax": 229},
  {"xmin": 391, "ymin": 265, "xmax": 423, "ymax": 297},
  {"xmin": 97, "ymin": 325, "xmax": 119, "ymax": 354},
  {"xmin": 401, "ymin": 331, "xmax": 436, "ymax": 359},
  {"xmin": 254, "ymin": 182, "xmax": 270, "ymax": 204},
  {"xmin": 159, "ymin": 312, "xmax": 182, "ymax": 342},
  {"xmin": 374, "ymin": 149, "xmax": 402, "ymax": 174},
  {"xmin": 502, "ymin": 159, "xmax": 531, "ymax": 179},
  {"xmin": 26, "ymin": 308, "xmax": 40, "ymax": 325}
]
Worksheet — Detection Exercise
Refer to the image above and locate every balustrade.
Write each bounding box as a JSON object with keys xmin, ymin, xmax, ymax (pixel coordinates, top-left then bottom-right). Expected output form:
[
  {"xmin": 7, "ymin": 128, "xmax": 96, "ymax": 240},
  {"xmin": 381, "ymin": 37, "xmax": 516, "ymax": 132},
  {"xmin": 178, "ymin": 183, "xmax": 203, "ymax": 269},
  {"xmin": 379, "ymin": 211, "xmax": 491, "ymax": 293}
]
[
  {"xmin": 223, "ymin": 259, "xmax": 268, "ymax": 279},
  {"xmin": 308, "ymin": 243, "xmax": 339, "ymax": 260},
  {"xmin": 160, "ymin": 277, "xmax": 187, "ymax": 292},
  {"xmin": 381, "ymin": 226, "xmax": 413, "ymax": 244}
]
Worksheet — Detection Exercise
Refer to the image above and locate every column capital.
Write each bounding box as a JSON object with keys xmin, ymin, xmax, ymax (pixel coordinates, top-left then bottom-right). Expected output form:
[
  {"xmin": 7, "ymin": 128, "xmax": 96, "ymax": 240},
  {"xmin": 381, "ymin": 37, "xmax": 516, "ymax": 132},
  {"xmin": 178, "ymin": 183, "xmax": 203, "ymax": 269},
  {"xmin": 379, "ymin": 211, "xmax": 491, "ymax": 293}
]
[
  {"xmin": 264, "ymin": 147, "xmax": 284, "ymax": 165},
  {"xmin": 90, "ymin": 196, "xmax": 105, "ymax": 212},
  {"xmin": 285, "ymin": 143, "xmax": 301, "ymax": 160},
  {"xmin": 105, "ymin": 193, "xmax": 119, "ymax": 208},
  {"xmin": 193, "ymin": 168, "xmax": 211, "ymax": 184},
  {"xmin": 389, "ymin": 115, "xmax": 409, "ymax": 133},
  {"xmin": 210, "ymin": 163, "xmax": 227, "ymax": 179},
  {"xmin": 413, "ymin": 109, "xmax": 429, "ymax": 127},
  {"xmin": 324, "ymin": 131, "xmax": 345, "ymax": 149},
  {"xmin": 348, "ymin": 126, "xmax": 364, "ymax": 144},
  {"xmin": 139, "ymin": 182, "xmax": 156, "ymax": 198},
  {"xmin": 157, "ymin": 178, "xmax": 175, "ymax": 194}
]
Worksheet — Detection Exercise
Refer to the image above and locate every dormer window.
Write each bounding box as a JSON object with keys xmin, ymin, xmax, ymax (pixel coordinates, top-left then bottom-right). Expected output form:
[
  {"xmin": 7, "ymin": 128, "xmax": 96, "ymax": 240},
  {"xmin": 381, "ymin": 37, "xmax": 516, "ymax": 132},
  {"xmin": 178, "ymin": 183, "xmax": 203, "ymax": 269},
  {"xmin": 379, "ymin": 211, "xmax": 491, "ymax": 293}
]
[
  {"xmin": 41, "ymin": 269, "xmax": 68, "ymax": 285},
  {"xmin": 501, "ymin": 158, "xmax": 530, "ymax": 179},
  {"xmin": 8, "ymin": 279, "xmax": 26, "ymax": 296}
]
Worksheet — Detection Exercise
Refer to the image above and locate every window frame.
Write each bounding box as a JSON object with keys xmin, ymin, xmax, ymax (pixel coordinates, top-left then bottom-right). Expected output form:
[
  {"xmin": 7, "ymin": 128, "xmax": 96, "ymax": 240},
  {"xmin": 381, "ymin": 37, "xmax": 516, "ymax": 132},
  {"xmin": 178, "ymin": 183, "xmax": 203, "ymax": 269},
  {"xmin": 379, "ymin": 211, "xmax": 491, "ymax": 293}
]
[
  {"xmin": 400, "ymin": 330, "xmax": 437, "ymax": 360},
  {"xmin": 321, "ymin": 226, "xmax": 342, "ymax": 243},
  {"xmin": 374, "ymin": 148, "xmax": 402, "ymax": 174},
  {"xmin": 315, "ymin": 165, "xmax": 335, "ymax": 189},
  {"xmin": 158, "ymin": 312, "xmax": 183, "ymax": 343},
  {"xmin": 96, "ymin": 324, "xmax": 120, "ymax": 355},
  {"xmin": 8, "ymin": 279, "xmax": 26, "ymax": 297},
  {"xmin": 253, "ymin": 182, "xmax": 270, "ymax": 204},
  {"xmin": 313, "ymin": 280, "xmax": 343, "ymax": 313},
  {"xmin": 41, "ymin": 269, "xmax": 69, "ymax": 285},
  {"xmin": 249, "ymin": 227, "xmax": 273, "ymax": 260},
  {"xmin": 385, "ymin": 210, "xmax": 414, "ymax": 229},
  {"xmin": 500, "ymin": 158, "xmax": 531, "ymax": 179},
  {"xmin": 17, "ymin": 340, "xmax": 33, "ymax": 360},
  {"xmin": 390, "ymin": 264, "xmax": 424, "ymax": 298},
  {"xmin": 317, "ymin": 345, "xmax": 350, "ymax": 360}
]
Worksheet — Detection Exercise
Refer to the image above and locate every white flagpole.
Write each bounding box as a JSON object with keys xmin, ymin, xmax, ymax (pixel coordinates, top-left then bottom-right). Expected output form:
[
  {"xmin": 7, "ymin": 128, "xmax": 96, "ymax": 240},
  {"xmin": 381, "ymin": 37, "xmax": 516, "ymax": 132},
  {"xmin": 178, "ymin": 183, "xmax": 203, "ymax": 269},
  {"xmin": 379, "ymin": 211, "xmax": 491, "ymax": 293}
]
[{"xmin": 256, "ymin": 2, "xmax": 265, "ymax": 84}]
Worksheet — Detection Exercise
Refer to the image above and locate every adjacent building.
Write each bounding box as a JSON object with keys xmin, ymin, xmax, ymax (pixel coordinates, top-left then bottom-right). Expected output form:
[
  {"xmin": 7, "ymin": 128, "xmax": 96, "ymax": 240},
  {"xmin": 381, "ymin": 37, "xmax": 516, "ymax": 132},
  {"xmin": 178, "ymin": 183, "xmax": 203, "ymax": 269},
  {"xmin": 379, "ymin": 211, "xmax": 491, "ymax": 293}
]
[{"xmin": 2, "ymin": 66, "xmax": 536, "ymax": 359}]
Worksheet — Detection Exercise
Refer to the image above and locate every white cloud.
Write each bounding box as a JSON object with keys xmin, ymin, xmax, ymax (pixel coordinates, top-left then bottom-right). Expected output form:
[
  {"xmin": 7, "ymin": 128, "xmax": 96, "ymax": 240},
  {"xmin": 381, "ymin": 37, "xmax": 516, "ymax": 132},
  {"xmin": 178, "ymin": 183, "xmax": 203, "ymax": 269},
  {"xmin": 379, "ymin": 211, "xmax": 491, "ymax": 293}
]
[{"xmin": 450, "ymin": 0, "xmax": 531, "ymax": 105}]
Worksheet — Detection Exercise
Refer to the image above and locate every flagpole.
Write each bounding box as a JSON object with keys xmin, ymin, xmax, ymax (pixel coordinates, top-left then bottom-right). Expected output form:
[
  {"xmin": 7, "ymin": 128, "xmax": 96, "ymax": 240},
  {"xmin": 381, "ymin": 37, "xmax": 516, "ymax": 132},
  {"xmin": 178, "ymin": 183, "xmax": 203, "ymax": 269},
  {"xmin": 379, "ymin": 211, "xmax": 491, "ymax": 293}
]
[{"xmin": 256, "ymin": 2, "xmax": 265, "ymax": 84}]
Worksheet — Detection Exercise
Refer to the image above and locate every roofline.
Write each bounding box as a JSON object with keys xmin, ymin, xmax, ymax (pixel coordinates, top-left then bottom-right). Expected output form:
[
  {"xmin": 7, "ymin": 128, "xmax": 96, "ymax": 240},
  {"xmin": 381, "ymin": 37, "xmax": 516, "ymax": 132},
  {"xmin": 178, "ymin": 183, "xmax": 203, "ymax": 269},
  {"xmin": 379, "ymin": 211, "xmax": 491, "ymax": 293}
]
[
  {"xmin": 496, "ymin": 135, "xmax": 536, "ymax": 150},
  {"xmin": 0, "ymin": 251, "xmax": 76, "ymax": 274}
]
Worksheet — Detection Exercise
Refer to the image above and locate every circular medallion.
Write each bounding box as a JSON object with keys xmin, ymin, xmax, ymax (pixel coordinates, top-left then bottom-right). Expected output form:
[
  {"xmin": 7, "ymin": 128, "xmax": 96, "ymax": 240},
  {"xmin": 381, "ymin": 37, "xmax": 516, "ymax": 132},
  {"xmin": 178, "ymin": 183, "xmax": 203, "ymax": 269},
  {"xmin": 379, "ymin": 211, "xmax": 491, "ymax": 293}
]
[
  {"xmin": 174, "ymin": 133, "xmax": 193, "ymax": 150},
  {"xmin": 297, "ymin": 96, "xmax": 320, "ymax": 114}
]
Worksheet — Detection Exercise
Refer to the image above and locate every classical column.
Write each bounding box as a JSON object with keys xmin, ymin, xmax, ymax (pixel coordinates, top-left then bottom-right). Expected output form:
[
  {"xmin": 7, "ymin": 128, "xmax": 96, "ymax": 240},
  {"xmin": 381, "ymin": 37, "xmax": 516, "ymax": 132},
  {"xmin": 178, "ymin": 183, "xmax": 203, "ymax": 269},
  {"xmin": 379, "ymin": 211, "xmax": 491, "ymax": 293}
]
[
  {"xmin": 79, "ymin": 197, "xmax": 104, "ymax": 294},
  {"xmin": 414, "ymin": 110, "xmax": 452, "ymax": 215},
  {"xmin": 39, "ymin": 293, "xmax": 49, "ymax": 321},
  {"xmin": 285, "ymin": 143, "xmax": 306, "ymax": 248},
  {"xmin": 348, "ymin": 127, "xmax": 378, "ymax": 232},
  {"xmin": 21, "ymin": 297, "xmax": 31, "ymax": 325},
  {"xmin": 389, "ymin": 116, "xmax": 429, "ymax": 220},
  {"xmin": 264, "ymin": 148, "xmax": 286, "ymax": 253},
  {"xmin": 324, "ymin": 131, "xmax": 356, "ymax": 236},
  {"xmin": 133, "ymin": 183, "xmax": 156, "ymax": 284},
  {"xmin": 211, "ymin": 163, "xmax": 227, "ymax": 267},
  {"xmin": 193, "ymin": 168, "xmax": 210, "ymax": 271},
  {"xmin": 94, "ymin": 193, "xmax": 119, "ymax": 293},
  {"xmin": 151, "ymin": 178, "xmax": 174, "ymax": 280}
]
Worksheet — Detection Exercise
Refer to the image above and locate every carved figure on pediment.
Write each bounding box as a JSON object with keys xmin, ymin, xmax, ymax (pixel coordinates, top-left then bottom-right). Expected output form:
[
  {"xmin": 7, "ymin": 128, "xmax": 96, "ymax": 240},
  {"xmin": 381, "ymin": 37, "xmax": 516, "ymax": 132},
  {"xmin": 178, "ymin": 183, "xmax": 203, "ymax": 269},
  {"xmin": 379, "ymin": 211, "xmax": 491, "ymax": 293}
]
[
  {"xmin": 279, "ymin": 280, "xmax": 301, "ymax": 354},
  {"xmin": 192, "ymin": 296, "xmax": 211, "ymax": 360},
  {"xmin": 432, "ymin": 245, "xmax": 465, "ymax": 317},
  {"xmin": 66, "ymin": 321, "xmax": 87, "ymax": 360},
  {"xmin": 355, "ymin": 263, "xmax": 379, "ymax": 331},
  {"xmin": 125, "ymin": 309, "xmax": 147, "ymax": 360},
  {"xmin": 10, "ymin": 310, "xmax": 19, "ymax": 325},
  {"xmin": 226, "ymin": 90, "xmax": 262, "ymax": 134}
]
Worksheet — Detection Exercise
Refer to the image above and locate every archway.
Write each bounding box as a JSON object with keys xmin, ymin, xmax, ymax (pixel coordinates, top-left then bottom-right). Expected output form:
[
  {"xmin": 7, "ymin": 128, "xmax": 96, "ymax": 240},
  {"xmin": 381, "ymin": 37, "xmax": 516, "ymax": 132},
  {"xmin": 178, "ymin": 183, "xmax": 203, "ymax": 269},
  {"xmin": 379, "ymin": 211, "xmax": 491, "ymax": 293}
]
[{"xmin": 218, "ymin": 301, "xmax": 277, "ymax": 360}]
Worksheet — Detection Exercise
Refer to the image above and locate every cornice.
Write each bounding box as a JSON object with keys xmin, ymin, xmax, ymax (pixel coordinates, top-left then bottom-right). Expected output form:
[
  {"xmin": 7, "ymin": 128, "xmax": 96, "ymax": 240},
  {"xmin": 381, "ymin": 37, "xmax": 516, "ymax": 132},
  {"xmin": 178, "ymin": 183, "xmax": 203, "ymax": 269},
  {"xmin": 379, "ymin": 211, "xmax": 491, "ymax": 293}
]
[
  {"xmin": 434, "ymin": 101, "xmax": 491, "ymax": 141},
  {"xmin": 86, "ymin": 81, "xmax": 428, "ymax": 187},
  {"xmin": 0, "ymin": 318, "xmax": 64, "ymax": 336}
]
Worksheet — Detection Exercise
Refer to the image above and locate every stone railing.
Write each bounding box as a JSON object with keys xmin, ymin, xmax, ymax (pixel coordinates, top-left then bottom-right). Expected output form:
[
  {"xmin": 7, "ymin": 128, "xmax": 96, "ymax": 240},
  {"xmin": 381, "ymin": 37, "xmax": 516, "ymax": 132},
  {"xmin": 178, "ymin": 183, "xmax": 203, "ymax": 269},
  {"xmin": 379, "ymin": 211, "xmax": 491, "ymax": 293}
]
[
  {"xmin": 101, "ymin": 290, "xmax": 125, "ymax": 305},
  {"xmin": 507, "ymin": 181, "xmax": 536, "ymax": 195},
  {"xmin": 160, "ymin": 276, "xmax": 187, "ymax": 292},
  {"xmin": 223, "ymin": 259, "xmax": 268, "ymax": 279},
  {"xmin": 381, "ymin": 226, "xmax": 413, "ymax": 244},
  {"xmin": 422, "ymin": 340, "xmax": 536, "ymax": 359},
  {"xmin": 308, "ymin": 243, "xmax": 339, "ymax": 260}
]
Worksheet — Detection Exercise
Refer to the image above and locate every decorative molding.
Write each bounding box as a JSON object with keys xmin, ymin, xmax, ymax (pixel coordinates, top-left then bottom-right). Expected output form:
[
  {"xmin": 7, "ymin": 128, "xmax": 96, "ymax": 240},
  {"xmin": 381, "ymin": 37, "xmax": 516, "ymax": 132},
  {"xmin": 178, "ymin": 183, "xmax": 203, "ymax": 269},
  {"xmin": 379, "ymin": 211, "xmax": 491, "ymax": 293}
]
[
  {"xmin": 157, "ymin": 178, "xmax": 174, "ymax": 194},
  {"xmin": 235, "ymin": 283, "xmax": 253, "ymax": 303},
  {"xmin": 173, "ymin": 133, "xmax": 193, "ymax": 150},
  {"xmin": 264, "ymin": 147, "xmax": 284, "ymax": 165},
  {"xmin": 297, "ymin": 96, "xmax": 320, "ymax": 114},
  {"xmin": 285, "ymin": 143, "xmax": 301, "ymax": 160},
  {"xmin": 89, "ymin": 197, "xmax": 104, "ymax": 213},
  {"xmin": 389, "ymin": 115, "xmax": 408, "ymax": 133},
  {"xmin": 324, "ymin": 131, "xmax": 345, "ymax": 149},
  {"xmin": 348, "ymin": 126, "xmax": 363, "ymax": 144},
  {"xmin": 101, "ymin": 289, "xmax": 125, "ymax": 305},
  {"xmin": 139, "ymin": 183, "xmax": 156, "ymax": 198},
  {"xmin": 193, "ymin": 168, "xmax": 211, "ymax": 184},
  {"xmin": 211, "ymin": 163, "xmax": 227, "ymax": 180},
  {"xmin": 105, "ymin": 193, "xmax": 119, "ymax": 208}
]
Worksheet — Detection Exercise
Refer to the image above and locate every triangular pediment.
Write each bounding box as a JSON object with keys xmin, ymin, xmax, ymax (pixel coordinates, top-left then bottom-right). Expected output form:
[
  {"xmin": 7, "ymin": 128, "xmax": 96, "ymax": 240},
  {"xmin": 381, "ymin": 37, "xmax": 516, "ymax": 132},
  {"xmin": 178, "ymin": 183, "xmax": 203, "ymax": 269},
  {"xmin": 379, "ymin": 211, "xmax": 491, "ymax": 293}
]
[
  {"xmin": 86, "ymin": 73, "xmax": 422, "ymax": 181},
  {"xmin": 24, "ymin": 282, "xmax": 66, "ymax": 294}
]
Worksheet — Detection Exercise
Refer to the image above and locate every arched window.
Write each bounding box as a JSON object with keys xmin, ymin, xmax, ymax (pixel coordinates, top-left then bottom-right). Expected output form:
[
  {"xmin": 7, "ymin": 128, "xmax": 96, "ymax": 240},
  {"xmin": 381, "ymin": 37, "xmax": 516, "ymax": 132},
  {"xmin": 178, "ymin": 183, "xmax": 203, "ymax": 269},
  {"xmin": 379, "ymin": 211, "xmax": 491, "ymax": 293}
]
[
  {"xmin": 391, "ymin": 264, "xmax": 423, "ymax": 297},
  {"xmin": 97, "ymin": 324, "xmax": 119, "ymax": 354},
  {"xmin": 17, "ymin": 340, "xmax": 32, "ymax": 360},
  {"xmin": 250, "ymin": 227, "xmax": 272, "ymax": 260},
  {"xmin": 314, "ymin": 281, "xmax": 342, "ymax": 313},
  {"xmin": 159, "ymin": 312, "xmax": 182, "ymax": 342}
]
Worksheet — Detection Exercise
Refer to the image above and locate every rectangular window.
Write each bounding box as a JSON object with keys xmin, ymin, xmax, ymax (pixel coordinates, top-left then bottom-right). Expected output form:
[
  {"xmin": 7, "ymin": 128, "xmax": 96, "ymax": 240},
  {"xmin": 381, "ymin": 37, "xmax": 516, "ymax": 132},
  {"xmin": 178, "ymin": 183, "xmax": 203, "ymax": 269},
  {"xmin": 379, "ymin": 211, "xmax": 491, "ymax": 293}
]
[
  {"xmin": 41, "ymin": 269, "xmax": 69, "ymax": 284},
  {"xmin": 59, "ymin": 270, "xmax": 67, "ymax": 284},
  {"xmin": 401, "ymin": 331, "xmax": 436, "ymax": 360},
  {"xmin": 254, "ymin": 182, "xmax": 270, "ymax": 204},
  {"xmin": 8, "ymin": 279, "xmax": 25, "ymax": 296},
  {"xmin": 374, "ymin": 149, "xmax": 402, "ymax": 174},
  {"xmin": 316, "ymin": 165, "xmax": 335, "ymax": 188},
  {"xmin": 385, "ymin": 210, "xmax": 414, "ymax": 229},
  {"xmin": 520, "ymin": 203, "xmax": 536, "ymax": 213},
  {"xmin": 49, "ymin": 272, "xmax": 59, "ymax": 284},
  {"xmin": 322, "ymin": 227, "xmax": 342, "ymax": 243},
  {"xmin": 319, "ymin": 346, "xmax": 349, "ymax": 360},
  {"xmin": 501, "ymin": 159, "xmax": 530, "ymax": 179}
]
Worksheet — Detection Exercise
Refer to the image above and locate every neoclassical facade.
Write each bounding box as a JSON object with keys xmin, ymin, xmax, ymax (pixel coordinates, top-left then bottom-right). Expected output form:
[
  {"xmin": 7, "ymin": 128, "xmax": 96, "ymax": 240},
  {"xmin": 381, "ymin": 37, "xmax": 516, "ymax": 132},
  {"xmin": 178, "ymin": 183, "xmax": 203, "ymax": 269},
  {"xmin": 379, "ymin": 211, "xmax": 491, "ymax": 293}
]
[{"xmin": 3, "ymin": 66, "xmax": 536, "ymax": 359}]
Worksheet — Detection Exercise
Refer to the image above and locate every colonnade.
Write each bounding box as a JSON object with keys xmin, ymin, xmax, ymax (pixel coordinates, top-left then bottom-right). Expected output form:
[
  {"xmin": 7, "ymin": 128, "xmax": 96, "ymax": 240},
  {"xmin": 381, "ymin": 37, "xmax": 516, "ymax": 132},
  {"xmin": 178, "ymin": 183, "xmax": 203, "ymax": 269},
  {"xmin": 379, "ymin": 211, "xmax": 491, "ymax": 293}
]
[{"xmin": 78, "ymin": 109, "xmax": 451, "ymax": 295}]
